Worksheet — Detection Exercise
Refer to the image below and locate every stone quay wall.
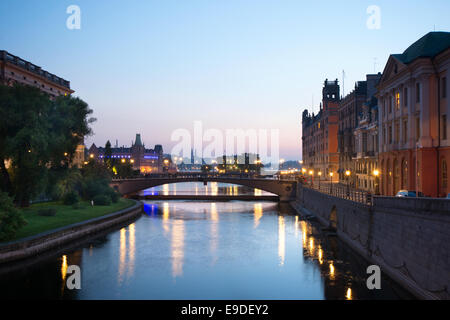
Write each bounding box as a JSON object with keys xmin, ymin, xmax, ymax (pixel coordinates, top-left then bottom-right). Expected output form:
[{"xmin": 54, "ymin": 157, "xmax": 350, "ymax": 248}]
[
  {"xmin": 0, "ymin": 200, "xmax": 143, "ymax": 264},
  {"xmin": 291, "ymin": 185, "xmax": 450, "ymax": 300}
]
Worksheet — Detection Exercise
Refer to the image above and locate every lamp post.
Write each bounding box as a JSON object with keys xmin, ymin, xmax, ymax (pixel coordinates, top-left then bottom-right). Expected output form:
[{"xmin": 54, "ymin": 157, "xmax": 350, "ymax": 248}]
[
  {"xmin": 373, "ymin": 169, "xmax": 380, "ymax": 195},
  {"xmin": 309, "ymin": 170, "xmax": 314, "ymax": 187},
  {"xmin": 345, "ymin": 170, "xmax": 351, "ymax": 197},
  {"xmin": 330, "ymin": 172, "xmax": 334, "ymax": 194},
  {"xmin": 318, "ymin": 171, "xmax": 322, "ymax": 190}
]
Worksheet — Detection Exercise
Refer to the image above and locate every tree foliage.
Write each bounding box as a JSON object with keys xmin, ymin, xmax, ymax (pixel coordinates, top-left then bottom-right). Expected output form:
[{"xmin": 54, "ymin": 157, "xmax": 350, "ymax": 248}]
[
  {"xmin": 0, "ymin": 192, "xmax": 27, "ymax": 241},
  {"xmin": 0, "ymin": 84, "xmax": 94, "ymax": 207}
]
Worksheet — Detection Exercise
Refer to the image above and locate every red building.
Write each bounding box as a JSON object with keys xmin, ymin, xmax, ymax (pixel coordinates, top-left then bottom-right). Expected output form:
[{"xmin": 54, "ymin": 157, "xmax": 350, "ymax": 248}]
[
  {"xmin": 377, "ymin": 32, "xmax": 450, "ymax": 197},
  {"xmin": 302, "ymin": 79, "xmax": 340, "ymax": 178}
]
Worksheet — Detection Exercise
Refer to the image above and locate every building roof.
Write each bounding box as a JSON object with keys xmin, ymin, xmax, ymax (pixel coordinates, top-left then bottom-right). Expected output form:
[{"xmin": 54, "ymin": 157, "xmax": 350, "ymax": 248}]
[
  {"xmin": 0, "ymin": 50, "xmax": 72, "ymax": 90},
  {"xmin": 392, "ymin": 32, "xmax": 450, "ymax": 64}
]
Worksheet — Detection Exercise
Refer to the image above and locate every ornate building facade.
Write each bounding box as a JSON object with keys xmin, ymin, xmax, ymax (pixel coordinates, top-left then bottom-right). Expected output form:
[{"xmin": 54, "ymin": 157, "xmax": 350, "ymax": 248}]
[
  {"xmin": 302, "ymin": 79, "xmax": 340, "ymax": 178},
  {"xmin": 338, "ymin": 74, "xmax": 381, "ymax": 185},
  {"xmin": 88, "ymin": 134, "xmax": 164, "ymax": 174},
  {"xmin": 377, "ymin": 32, "xmax": 450, "ymax": 197},
  {"xmin": 353, "ymin": 97, "xmax": 379, "ymax": 193}
]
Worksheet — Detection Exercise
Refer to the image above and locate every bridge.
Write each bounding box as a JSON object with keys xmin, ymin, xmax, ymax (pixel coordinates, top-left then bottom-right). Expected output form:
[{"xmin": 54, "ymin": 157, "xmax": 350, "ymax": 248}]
[{"xmin": 110, "ymin": 174, "xmax": 297, "ymax": 202}]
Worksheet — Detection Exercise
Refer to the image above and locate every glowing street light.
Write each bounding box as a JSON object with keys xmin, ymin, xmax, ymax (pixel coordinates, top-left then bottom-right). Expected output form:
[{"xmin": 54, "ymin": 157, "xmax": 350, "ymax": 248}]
[
  {"xmin": 373, "ymin": 169, "xmax": 380, "ymax": 195},
  {"xmin": 309, "ymin": 170, "xmax": 314, "ymax": 187},
  {"xmin": 330, "ymin": 172, "xmax": 334, "ymax": 194},
  {"xmin": 345, "ymin": 170, "xmax": 351, "ymax": 197},
  {"xmin": 318, "ymin": 171, "xmax": 322, "ymax": 189}
]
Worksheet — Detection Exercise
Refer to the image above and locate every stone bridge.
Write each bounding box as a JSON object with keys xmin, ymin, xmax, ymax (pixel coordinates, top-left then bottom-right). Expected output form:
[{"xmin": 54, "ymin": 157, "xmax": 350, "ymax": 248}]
[{"xmin": 110, "ymin": 176, "xmax": 297, "ymax": 201}]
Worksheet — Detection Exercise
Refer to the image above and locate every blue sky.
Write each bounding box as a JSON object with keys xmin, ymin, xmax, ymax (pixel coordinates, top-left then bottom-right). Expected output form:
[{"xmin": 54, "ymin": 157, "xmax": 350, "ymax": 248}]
[{"xmin": 1, "ymin": 0, "xmax": 449, "ymax": 159}]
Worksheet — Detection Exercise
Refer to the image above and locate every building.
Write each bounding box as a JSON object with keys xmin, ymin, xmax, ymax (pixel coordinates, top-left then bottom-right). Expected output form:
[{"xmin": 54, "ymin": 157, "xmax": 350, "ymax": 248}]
[
  {"xmin": 377, "ymin": 32, "xmax": 450, "ymax": 197},
  {"xmin": 338, "ymin": 74, "xmax": 381, "ymax": 185},
  {"xmin": 353, "ymin": 97, "xmax": 379, "ymax": 193},
  {"xmin": 0, "ymin": 50, "xmax": 73, "ymax": 97},
  {"xmin": 0, "ymin": 50, "xmax": 85, "ymax": 167},
  {"xmin": 88, "ymin": 134, "xmax": 164, "ymax": 174},
  {"xmin": 302, "ymin": 79, "xmax": 340, "ymax": 178}
]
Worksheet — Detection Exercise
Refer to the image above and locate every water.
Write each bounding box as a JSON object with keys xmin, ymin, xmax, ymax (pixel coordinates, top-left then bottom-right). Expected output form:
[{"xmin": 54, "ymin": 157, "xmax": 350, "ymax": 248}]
[{"xmin": 0, "ymin": 183, "xmax": 413, "ymax": 300}]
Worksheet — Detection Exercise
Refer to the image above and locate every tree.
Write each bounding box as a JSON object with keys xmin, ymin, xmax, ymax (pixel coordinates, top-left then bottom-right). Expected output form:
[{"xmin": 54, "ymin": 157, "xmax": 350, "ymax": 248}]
[
  {"xmin": 0, "ymin": 84, "xmax": 95, "ymax": 206},
  {"xmin": 0, "ymin": 192, "xmax": 26, "ymax": 241},
  {"xmin": 104, "ymin": 140, "xmax": 112, "ymax": 168}
]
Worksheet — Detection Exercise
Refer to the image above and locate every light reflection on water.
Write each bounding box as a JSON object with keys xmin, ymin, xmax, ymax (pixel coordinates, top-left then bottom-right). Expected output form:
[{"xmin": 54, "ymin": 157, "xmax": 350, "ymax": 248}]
[
  {"xmin": 0, "ymin": 183, "xmax": 414, "ymax": 300},
  {"xmin": 139, "ymin": 182, "xmax": 273, "ymax": 197}
]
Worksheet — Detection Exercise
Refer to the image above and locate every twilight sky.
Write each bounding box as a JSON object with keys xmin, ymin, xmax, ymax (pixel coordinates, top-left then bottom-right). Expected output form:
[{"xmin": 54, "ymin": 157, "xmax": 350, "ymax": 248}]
[{"xmin": 1, "ymin": 0, "xmax": 450, "ymax": 160}]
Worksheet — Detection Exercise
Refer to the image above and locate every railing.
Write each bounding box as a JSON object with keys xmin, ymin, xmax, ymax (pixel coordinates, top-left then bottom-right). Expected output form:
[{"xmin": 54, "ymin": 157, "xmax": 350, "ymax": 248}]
[{"xmin": 303, "ymin": 181, "xmax": 373, "ymax": 205}]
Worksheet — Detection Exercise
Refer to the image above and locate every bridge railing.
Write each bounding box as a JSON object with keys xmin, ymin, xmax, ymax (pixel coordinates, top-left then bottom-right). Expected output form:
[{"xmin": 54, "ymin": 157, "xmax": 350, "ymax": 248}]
[
  {"xmin": 112, "ymin": 173, "xmax": 281, "ymax": 181},
  {"xmin": 303, "ymin": 182, "xmax": 373, "ymax": 205}
]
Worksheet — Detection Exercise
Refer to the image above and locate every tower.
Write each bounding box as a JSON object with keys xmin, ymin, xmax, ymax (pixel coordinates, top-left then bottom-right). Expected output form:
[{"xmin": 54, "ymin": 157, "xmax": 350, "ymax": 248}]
[{"xmin": 322, "ymin": 78, "xmax": 340, "ymax": 110}]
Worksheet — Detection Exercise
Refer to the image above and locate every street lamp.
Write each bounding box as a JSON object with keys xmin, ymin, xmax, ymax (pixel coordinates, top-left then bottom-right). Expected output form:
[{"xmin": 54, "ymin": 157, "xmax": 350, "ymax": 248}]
[
  {"xmin": 330, "ymin": 172, "xmax": 334, "ymax": 194},
  {"xmin": 309, "ymin": 170, "xmax": 314, "ymax": 187},
  {"xmin": 345, "ymin": 170, "xmax": 351, "ymax": 197},
  {"xmin": 373, "ymin": 169, "xmax": 380, "ymax": 195},
  {"xmin": 318, "ymin": 171, "xmax": 322, "ymax": 189}
]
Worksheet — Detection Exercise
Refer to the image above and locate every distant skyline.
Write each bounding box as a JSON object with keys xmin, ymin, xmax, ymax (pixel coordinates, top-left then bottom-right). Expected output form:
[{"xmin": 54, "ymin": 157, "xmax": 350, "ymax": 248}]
[{"xmin": 1, "ymin": 0, "xmax": 450, "ymax": 159}]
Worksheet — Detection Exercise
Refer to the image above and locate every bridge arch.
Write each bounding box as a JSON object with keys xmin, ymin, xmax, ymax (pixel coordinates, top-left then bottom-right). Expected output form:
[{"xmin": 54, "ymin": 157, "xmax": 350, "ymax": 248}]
[
  {"xmin": 110, "ymin": 177, "xmax": 297, "ymax": 202},
  {"xmin": 329, "ymin": 205, "xmax": 338, "ymax": 230}
]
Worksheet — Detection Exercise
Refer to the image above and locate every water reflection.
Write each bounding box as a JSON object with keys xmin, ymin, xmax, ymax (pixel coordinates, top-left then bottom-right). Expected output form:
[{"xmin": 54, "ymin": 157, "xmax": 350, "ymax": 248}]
[
  {"xmin": 210, "ymin": 203, "xmax": 219, "ymax": 259},
  {"xmin": 140, "ymin": 182, "xmax": 275, "ymax": 197},
  {"xmin": 118, "ymin": 224, "xmax": 136, "ymax": 284},
  {"xmin": 171, "ymin": 220, "xmax": 185, "ymax": 278},
  {"xmin": 0, "ymin": 184, "xmax": 415, "ymax": 300},
  {"xmin": 253, "ymin": 203, "xmax": 263, "ymax": 228},
  {"xmin": 278, "ymin": 216, "xmax": 285, "ymax": 266}
]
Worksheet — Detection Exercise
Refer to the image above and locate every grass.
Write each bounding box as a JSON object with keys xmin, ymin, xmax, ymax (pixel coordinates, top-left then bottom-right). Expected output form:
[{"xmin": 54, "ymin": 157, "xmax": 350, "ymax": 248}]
[{"xmin": 8, "ymin": 198, "xmax": 136, "ymax": 242}]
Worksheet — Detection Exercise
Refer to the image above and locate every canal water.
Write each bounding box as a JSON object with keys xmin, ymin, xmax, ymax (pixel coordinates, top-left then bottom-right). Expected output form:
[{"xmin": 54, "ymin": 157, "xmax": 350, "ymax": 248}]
[{"xmin": 0, "ymin": 182, "xmax": 413, "ymax": 300}]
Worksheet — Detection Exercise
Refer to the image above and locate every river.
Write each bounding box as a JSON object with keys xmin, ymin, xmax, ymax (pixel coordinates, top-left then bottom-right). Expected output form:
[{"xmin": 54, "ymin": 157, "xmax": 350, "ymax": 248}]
[{"xmin": 0, "ymin": 182, "xmax": 413, "ymax": 299}]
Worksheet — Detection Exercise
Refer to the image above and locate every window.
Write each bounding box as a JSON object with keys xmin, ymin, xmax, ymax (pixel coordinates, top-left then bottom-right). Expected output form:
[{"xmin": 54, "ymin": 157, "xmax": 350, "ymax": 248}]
[
  {"xmin": 389, "ymin": 125, "xmax": 393, "ymax": 144},
  {"xmin": 443, "ymin": 77, "xmax": 447, "ymax": 99},
  {"xmin": 404, "ymin": 87, "xmax": 408, "ymax": 107},
  {"xmin": 416, "ymin": 117, "xmax": 421, "ymax": 141},
  {"xmin": 395, "ymin": 122, "xmax": 400, "ymax": 143},
  {"xmin": 403, "ymin": 120, "xmax": 408, "ymax": 143},
  {"xmin": 416, "ymin": 83, "xmax": 421, "ymax": 103},
  {"xmin": 389, "ymin": 97, "xmax": 392, "ymax": 113},
  {"xmin": 443, "ymin": 159, "xmax": 448, "ymax": 189},
  {"xmin": 396, "ymin": 92, "xmax": 400, "ymax": 110},
  {"xmin": 443, "ymin": 115, "xmax": 447, "ymax": 140}
]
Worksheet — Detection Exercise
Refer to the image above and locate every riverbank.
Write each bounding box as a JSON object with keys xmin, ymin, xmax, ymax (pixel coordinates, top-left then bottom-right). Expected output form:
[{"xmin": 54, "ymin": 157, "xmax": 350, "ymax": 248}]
[
  {"xmin": 11, "ymin": 198, "xmax": 136, "ymax": 241},
  {"xmin": 0, "ymin": 199, "xmax": 143, "ymax": 264}
]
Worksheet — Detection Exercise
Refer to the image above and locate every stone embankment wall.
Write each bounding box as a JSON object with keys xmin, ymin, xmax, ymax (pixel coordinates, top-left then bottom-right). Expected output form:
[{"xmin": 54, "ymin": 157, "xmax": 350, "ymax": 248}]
[
  {"xmin": 0, "ymin": 200, "xmax": 143, "ymax": 264},
  {"xmin": 291, "ymin": 185, "xmax": 450, "ymax": 300}
]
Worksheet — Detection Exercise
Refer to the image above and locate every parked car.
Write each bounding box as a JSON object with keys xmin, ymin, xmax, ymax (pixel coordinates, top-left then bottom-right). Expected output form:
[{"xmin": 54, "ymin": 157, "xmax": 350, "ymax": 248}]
[{"xmin": 395, "ymin": 190, "xmax": 425, "ymax": 197}]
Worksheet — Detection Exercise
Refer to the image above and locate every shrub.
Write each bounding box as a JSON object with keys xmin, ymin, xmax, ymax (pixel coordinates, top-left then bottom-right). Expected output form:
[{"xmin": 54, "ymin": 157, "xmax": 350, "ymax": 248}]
[
  {"xmin": 63, "ymin": 191, "xmax": 79, "ymax": 205},
  {"xmin": 37, "ymin": 208, "xmax": 57, "ymax": 216},
  {"xmin": 106, "ymin": 188, "xmax": 120, "ymax": 203},
  {"xmin": 0, "ymin": 192, "xmax": 27, "ymax": 241},
  {"xmin": 82, "ymin": 179, "xmax": 108, "ymax": 200},
  {"xmin": 92, "ymin": 194, "xmax": 111, "ymax": 206}
]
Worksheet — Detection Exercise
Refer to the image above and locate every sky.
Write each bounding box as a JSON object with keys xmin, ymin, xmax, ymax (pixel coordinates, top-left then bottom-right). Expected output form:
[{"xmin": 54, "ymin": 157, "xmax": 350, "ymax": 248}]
[{"xmin": 1, "ymin": 0, "xmax": 450, "ymax": 160}]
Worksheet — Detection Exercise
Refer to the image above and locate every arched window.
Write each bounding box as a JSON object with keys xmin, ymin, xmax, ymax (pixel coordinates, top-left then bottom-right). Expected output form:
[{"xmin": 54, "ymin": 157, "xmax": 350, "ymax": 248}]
[
  {"xmin": 394, "ymin": 159, "xmax": 400, "ymax": 194},
  {"xmin": 443, "ymin": 159, "xmax": 448, "ymax": 189},
  {"xmin": 402, "ymin": 158, "xmax": 408, "ymax": 189}
]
